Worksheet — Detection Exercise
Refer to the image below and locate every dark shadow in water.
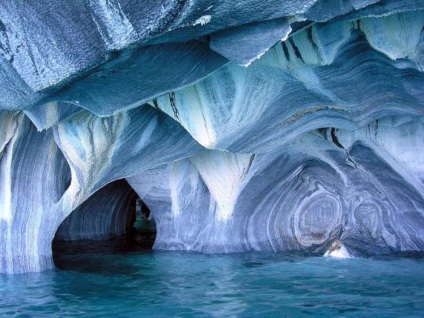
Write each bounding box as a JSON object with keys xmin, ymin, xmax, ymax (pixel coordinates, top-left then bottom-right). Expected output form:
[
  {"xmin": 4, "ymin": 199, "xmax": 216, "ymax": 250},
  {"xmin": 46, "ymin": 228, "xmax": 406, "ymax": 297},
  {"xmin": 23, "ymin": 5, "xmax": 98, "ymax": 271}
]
[
  {"xmin": 52, "ymin": 231, "xmax": 156, "ymax": 275},
  {"xmin": 52, "ymin": 180, "xmax": 157, "ymax": 275}
]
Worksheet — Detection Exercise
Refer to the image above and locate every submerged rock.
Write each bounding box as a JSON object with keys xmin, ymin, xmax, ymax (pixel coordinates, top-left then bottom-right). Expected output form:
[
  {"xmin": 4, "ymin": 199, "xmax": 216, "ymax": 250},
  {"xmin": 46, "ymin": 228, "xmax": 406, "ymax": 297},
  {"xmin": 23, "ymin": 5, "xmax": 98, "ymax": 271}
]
[
  {"xmin": 1, "ymin": 1, "xmax": 424, "ymax": 273},
  {"xmin": 324, "ymin": 240, "xmax": 351, "ymax": 258}
]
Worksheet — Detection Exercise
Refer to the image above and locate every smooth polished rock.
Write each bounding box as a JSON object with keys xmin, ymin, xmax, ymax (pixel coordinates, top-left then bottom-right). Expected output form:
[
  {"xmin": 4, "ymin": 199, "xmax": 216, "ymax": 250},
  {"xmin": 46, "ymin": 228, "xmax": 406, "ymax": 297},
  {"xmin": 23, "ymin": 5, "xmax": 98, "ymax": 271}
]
[
  {"xmin": 0, "ymin": 114, "xmax": 71, "ymax": 274},
  {"xmin": 55, "ymin": 179, "xmax": 137, "ymax": 241},
  {"xmin": 0, "ymin": 105, "xmax": 201, "ymax": 273},
  {"xmin": 209, "ymin": 18, "xmax": 292, "ymax": 66},
  {"xmin": 128, "ymin": 128, "xmax": 424, "ymax": 256},
  {"xmin": 1, "ymin": 2, "xmax": 424, "ymax": 274},
  {"xmin": 156, "ymin": 19, "xmax": 424, "ymax": 152}
]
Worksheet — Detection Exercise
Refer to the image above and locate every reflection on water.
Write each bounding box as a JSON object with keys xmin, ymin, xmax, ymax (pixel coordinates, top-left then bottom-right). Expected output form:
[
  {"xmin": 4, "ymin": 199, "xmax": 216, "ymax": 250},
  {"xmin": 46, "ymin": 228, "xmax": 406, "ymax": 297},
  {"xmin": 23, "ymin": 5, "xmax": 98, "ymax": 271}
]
[{"xmin": 1, "ymin": 236, "xmax": 424, "ymax": 317}]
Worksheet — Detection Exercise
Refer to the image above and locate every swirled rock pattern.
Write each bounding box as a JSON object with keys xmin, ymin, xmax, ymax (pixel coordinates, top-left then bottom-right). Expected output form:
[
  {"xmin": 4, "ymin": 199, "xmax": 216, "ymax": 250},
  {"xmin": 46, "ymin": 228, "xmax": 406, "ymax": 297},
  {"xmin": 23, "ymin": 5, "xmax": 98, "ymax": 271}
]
[
  {"xmin": 156, "ymin": 13, "xmax": 424, "ymax": 152},
  {"xmin": 1, "ymin": 1, "xmax": 424, "ymax": 273},
  {"xmin": 0, "ymin": 106, "xmax": 200, "ymax": 273},
  {"xmin": 129, "ymin": 130, "xmax": 424, "ymax": 255},
  {"xmin": 0, "ymin": 115, "xmax": 71, "ymax": 273}
]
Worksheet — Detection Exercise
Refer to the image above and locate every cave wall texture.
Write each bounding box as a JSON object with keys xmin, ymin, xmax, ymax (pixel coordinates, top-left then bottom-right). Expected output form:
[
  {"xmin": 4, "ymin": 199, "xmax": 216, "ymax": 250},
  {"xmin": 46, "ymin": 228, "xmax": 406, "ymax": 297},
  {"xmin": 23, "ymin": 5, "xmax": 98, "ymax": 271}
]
[{"xmin": 1, "ymin": 0, "xmax": 424, "ymax": 273}]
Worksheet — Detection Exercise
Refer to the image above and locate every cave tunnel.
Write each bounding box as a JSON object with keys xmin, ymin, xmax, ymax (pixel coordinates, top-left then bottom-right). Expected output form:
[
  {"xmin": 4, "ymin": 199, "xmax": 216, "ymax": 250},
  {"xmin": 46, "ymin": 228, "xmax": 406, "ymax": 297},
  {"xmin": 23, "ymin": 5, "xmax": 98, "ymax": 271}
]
[{"xmin": 52, "ymin": 179, "xmax": 156, "ymax": 270}]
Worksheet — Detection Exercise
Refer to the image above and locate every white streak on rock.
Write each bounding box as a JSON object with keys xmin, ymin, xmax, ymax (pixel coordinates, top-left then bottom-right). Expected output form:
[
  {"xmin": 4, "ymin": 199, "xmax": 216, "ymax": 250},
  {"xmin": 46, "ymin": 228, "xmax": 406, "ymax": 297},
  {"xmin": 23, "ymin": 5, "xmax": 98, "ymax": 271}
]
[
  {"xmin": 190, "ymin": 150, "xmax": 253, "ymax": 221},
  {"xmin": 324, "ymin": 240, "xmax": 351, "ymax": 258},
  {"xmin": 193, "ymin": 15, "xmax": 211, "ymax": 26}
]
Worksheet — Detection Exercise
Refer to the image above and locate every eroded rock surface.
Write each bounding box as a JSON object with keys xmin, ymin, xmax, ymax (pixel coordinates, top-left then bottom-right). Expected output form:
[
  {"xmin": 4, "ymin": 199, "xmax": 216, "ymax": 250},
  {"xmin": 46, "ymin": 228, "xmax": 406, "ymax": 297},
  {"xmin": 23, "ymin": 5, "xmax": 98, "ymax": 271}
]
[{"xmin": 1, "ymin": 1, "xmax": 424, "ymax": 273}]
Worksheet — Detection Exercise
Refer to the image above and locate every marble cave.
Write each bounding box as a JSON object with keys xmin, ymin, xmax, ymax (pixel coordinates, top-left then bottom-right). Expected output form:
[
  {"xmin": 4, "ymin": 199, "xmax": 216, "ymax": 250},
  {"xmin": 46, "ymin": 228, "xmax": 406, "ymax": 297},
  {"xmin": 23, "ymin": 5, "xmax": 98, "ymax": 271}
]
[{"xmin": 1, "ymin": 0, "xmax": 424, "ymax": 277}]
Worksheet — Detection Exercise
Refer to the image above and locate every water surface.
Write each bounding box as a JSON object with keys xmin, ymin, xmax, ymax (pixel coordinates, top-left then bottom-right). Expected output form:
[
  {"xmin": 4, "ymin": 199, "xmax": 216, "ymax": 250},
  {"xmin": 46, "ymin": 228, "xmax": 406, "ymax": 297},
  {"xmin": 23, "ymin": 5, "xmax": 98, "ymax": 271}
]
[{"xmin": 1, "ymin": 237, "xmax": 424, "ymax": 317}]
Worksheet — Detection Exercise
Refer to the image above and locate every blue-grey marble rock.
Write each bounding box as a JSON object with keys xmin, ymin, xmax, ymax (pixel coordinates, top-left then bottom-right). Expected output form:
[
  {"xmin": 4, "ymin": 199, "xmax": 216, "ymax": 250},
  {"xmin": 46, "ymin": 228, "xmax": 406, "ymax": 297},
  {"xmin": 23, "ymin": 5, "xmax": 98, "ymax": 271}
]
[
  {"xmin": 0, "ymin": 105, "xmax": 201, "ymax": 273},
  {"xmin": 339, "ymin": 0, "xmax": 424, "ymax": 20},
  {"xmin": 53, "ymin": 106, "xmax": 202, "ymax": 204},
  {"xmin": 0, "ymin": 0, "xmax": 411, "ymax": 114},
  {"xmin": 156, "ymin": 16, "xmax": 424, "ymax": 153},
  {"xmin": 55, "ymin": 180, "xmax": 137, "ymax": 241},
  {"xmin": 0, "ymin": 114, "xmax": 71, "ymax": 274},
  {"xmin": 0, "ymin": 0, "xmax": 318, "ymax": 113},
  {"xmin": 209, "ymin": 18, "xmax": 292, "ymax": 66},
  {"xmin": 24, "ymin": 102, "xmax": 82, "ymax": 131},
  {"xmin": 47, "ymin": 42, "xmax": 228, "ymax": 116},
  {"xmin": 1, "ymin": 1, "xmax": 424, "ymax": 273},
  {"xmin": 128, "ymin": 125, "xmax": 424, "ymax": 255},
  {"xmin": 304, "ymin": 0, "xmax": 381, "ymax": 22}
]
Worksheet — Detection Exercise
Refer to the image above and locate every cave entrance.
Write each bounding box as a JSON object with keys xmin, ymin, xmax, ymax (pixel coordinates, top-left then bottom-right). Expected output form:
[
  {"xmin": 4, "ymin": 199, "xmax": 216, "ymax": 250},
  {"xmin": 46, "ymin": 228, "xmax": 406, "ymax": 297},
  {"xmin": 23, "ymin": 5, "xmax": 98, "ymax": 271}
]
[{"xmin": 52, "ymin": 179, "xmax": 156, "ymax": 271}]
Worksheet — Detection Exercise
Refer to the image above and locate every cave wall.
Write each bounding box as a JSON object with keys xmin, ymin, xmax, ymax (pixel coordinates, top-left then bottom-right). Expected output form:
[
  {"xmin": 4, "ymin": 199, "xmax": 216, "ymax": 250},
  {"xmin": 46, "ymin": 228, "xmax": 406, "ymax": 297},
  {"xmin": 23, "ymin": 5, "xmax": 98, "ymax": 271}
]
[
  {"xmin": 55, "ymin": 180, "xmax": 137, "ymax": 241},
  {"xmin": 0, "ymin": 114, "xmax": 70, "ymax": 273},
  {"xmin": 0, "ymin": 1, "xmax": 424, "ymax": 273},
  {"xmin": 128, "ymin": 124, "xmax": 424, "ymax": 255}
]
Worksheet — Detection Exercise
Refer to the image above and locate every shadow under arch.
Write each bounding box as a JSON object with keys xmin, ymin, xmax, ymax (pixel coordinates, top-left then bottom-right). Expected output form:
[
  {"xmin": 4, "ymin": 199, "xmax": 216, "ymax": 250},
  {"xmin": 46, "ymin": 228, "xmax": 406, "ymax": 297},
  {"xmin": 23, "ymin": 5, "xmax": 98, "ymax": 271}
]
[{"xmin": 52, "ymin": 179, "xmax": 156, "ymax": 272}]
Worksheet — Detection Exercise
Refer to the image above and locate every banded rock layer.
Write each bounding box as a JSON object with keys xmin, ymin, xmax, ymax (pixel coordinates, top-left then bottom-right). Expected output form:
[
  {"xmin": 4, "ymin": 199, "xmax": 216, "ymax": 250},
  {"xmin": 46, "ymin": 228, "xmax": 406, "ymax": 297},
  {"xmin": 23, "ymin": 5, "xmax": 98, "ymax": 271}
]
[{"xmin": 0, "ymin": 0, "xmax": 424, "ymax": 273}]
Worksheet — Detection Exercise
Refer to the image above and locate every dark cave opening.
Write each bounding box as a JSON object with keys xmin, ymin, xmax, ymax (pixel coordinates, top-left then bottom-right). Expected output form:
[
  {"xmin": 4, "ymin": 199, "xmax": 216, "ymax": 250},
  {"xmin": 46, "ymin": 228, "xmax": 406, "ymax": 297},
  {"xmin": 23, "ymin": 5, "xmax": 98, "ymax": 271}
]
[{"xmin": 52, "ymin": 180, "xmax": 156, "ymax": 271}]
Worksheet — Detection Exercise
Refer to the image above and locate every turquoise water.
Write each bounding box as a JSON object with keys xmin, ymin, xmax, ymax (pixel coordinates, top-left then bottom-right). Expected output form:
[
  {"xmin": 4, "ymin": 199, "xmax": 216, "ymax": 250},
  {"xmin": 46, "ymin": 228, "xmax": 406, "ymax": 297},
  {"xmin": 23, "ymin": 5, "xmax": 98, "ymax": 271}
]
[{"xmin": 1, "ymin": 238, "xmax": 424, "ymax": 317}]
